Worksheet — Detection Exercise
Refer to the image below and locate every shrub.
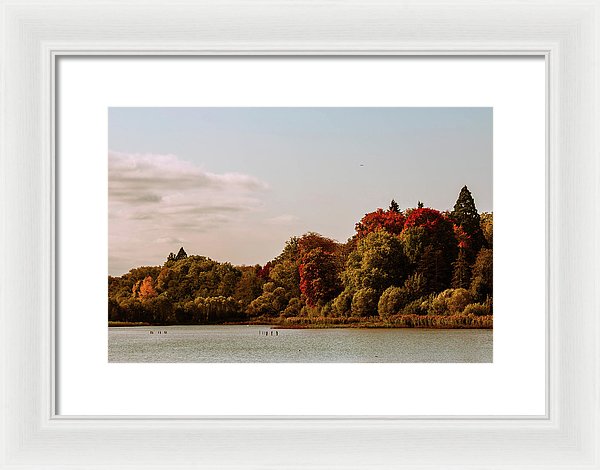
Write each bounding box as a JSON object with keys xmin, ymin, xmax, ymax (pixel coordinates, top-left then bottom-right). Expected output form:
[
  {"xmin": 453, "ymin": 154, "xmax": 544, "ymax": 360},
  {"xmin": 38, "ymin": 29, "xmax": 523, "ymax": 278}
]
[
  {"xmin": 283, "ymin": 297, "xmax": 302, "ymax": 317},
  {"xmin": 400, "ymin": 297, "xmax": 429, "ymax": 316},
  {"xmin": 351, "ymin": 288, "xmax": 379, "ymax": 317},
  {"xmin": 428, "ymin": 288, "xmax": 473, "ymax": 315},
  {"xmin": 332, "ymin": 290, "xmax": 353, "ymax": 316},
  {"xmin": 247, "ymin": 286, "xmax": 288, "ymax": 317},
  {"xmin": 377, "ymin": 286, "xmax": 410, "ymax": 318},
  {"xmin": 320, "ymin": 302, "xmax": 334, "ymax": 317},
  {"xmin": 463, "ymin": 301, "xmax": 492, "ymax": 316},
  {"xmin": 428, "ymin": 289, "xmax": 454, "ymax": 315},
  {"xmin": 446, "ymin": 288, "xmax": 472, "ymax": 314}
]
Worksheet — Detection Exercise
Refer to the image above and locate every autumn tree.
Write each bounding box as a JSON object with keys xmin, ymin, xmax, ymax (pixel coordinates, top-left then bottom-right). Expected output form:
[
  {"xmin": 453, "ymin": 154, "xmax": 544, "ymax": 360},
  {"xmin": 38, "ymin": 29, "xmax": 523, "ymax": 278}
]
[
  {"xmin": 298, "ymin": 232, "xmax": 338, "ymax": 257},
  {"xmin": 108, "ymin": 187, "xmax": 492, "ymax": 325},
  {"xmin": 138, "ymin": 276, "xmax": 157, "ymax": 300},
  {"xmin": 401, "ymin": 207, "xmax": 458, "ymax": 293},
  {"xmin": 299, "ymin": 247, "xmax": 340, "ymax": 307},
  {"xmin": 355, "ymin": 208, "xmax": 406, "ymax": 239}
]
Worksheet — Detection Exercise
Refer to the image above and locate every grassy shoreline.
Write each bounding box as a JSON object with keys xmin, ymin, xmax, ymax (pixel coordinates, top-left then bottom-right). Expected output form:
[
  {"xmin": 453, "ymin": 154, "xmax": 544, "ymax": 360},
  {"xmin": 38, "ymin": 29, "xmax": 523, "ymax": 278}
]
[
  {"xmin": 109, "ymin": 314, "xmax": 492, "ymax": 329},
  {"xmin": 108, "ymin": 321, "xmax": 151, "ymax": 327}
]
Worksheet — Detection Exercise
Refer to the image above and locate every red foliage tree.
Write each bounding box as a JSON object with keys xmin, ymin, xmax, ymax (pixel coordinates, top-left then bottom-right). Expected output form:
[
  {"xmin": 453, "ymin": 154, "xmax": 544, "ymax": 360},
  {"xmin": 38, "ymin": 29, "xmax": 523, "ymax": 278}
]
[
  {"xmin": 298, "ymin": 232, "xmax": 338, "ymax": 257},
  {"xmin": 403, "ymin": 208, "xmax": 460, "ymax": 249},
  {"xmin": 403, "ymin": 207, "xmax": 451, "ymax": 233},
  {"xmin": 355, "ymin": 208, "xmax": 406, "ymax": 238},
  {"xmin": 402, "ymin": 207, "xmax": 459, "ymax": 293},
  {"xmin": 299, "ymin": 247, "xmax": 340, "ymax": 307},
  {"xmin": 453, "ymin": 224, "xmax": 471, "ymax": 249},
  {"xmin": 257, "ymin": 261, "xmax": 272, "ymax": 280}
]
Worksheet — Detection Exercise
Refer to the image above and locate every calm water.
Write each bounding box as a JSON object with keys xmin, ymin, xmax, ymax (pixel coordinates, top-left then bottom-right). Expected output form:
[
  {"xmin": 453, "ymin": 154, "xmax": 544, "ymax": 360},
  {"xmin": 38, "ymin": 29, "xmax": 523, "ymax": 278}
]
[{"xmin": 108, "ymin": 325, "xmax": 492, "ymax": 363}]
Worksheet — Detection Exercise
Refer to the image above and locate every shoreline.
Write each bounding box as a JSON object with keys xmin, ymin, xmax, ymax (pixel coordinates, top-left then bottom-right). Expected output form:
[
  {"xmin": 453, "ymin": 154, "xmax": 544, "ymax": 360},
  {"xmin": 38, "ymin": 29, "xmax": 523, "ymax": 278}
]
[{"xmin": 109, "ymin": 315, "xmax": 492, "ymax": 330}]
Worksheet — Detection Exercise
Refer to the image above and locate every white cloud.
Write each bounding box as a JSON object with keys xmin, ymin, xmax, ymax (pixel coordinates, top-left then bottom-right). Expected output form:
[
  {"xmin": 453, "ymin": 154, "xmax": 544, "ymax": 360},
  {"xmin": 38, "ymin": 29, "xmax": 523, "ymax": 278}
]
[{"xmin": 109, "ymin": 151, "xmax": 269, "ymax": 274}]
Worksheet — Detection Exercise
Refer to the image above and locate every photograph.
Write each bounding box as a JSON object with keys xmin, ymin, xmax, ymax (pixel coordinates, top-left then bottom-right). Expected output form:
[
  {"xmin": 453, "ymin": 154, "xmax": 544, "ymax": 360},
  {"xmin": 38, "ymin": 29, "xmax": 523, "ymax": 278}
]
[{"xmin": 107, "ymin": 107, "xmax": 493, "ymax": 363}]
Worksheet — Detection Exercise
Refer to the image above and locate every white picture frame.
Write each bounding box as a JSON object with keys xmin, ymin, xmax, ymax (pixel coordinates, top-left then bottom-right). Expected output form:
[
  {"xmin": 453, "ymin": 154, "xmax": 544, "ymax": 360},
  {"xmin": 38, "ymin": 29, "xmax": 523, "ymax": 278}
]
[{"xmin": 1, "ymin": 1, "xmax": 598, "ymax": 468}]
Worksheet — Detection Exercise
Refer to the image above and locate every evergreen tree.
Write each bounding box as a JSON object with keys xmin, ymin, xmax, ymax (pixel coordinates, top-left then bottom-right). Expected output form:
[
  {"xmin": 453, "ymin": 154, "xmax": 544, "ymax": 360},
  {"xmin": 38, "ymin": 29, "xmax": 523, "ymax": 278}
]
[
  {"xmin": 389, "ymin": 199, "xmax": 400, "ymax": 213},
  {"xmin": 175, "ymin": 247, "xmax": 187, "ymax": 260},
  {"xmin": 451, "ymin": 186, "xmax": 484, "ymax": 255},
  {"xmin": 416, "ymin": 246, "xmax": 452, "ymax": 294},
  {"xmin": 451, "ymin": 248, "xmax": 471, "ymax": 289},
  {"xmin": 417, "ymin": 201, "xmax": 424, "ymax": 209}
]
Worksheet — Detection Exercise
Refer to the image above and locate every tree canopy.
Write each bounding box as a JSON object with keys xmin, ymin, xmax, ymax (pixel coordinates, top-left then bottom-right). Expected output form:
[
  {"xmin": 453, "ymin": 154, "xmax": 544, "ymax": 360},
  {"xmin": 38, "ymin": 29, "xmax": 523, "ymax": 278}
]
[{"xmin": 109, "ymin": 187, "xmax": 492, "ymax": 325}]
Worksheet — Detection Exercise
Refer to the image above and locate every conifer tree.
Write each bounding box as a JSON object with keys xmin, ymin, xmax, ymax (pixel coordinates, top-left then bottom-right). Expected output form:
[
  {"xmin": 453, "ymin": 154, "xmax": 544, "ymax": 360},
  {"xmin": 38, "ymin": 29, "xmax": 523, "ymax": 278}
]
[
  {"xmin": 389, "ymin": 199, "xmax": 400, "ymax": 213},
  {"xmin": 451, "ymin": 248, "xmax": 471, "ymax": 289},
  {"xmin": 451, "ymin": 186, "xmax": 484, "ymax": 255},
  {"xmin": 175, "ymin": 247, "xmax": 187, "ymax": 260}
]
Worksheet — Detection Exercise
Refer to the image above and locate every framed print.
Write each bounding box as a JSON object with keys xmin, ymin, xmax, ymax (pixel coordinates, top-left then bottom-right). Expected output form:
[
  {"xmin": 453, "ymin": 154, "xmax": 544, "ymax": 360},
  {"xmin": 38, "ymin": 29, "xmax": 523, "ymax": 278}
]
[
  {"xmin": 1, "ymin": 1, "xmax": 599, "ymax": 469},
  {"xmin": 56, "ymin": 56, "xmax": 544, "ymax": 417}
]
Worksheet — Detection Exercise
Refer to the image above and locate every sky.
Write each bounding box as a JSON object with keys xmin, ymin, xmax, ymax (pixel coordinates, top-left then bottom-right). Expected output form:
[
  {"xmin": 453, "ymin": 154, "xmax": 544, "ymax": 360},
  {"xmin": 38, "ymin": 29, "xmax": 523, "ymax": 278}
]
[{"xmin": 108, "ymin": 107, "xmax": 492, "ymax": 275}]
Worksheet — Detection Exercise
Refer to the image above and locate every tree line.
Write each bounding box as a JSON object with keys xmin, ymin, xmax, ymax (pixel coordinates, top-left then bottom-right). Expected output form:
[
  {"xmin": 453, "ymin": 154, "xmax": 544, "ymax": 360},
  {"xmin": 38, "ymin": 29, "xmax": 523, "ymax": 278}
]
[{"xmin": 108, "ymin": 186, "xmax": 492, "ymax": 327}]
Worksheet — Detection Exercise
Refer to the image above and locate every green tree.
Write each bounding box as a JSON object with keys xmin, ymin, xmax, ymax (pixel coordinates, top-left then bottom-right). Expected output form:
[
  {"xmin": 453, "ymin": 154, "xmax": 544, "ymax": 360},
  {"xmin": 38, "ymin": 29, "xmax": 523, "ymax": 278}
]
[
  {"xmin": 470, "ymin": 248, "xmax": 493, "ymax": 301},
  {"xmin": 233, "ymin": 265, "xmax": 265, "ymax": 309},
  {"xmin": 269, "ymin": 259, "xmax": 301, "ymax": 298},
  {"xmin": 247, "ymin": 283, "xmax": 289, "ymax": 317},
  {"xmin": 389, "ymin": 199, "xmax": 400, "ymax": 213},
  {"xmin": 401, "ymin": 208, "xmax": 458, "ymax": 293},
  {"xmin": 416, "ymin": 246, "xmax": 453, "ymax": 294},
  {"xmin": 351, "ymin": 288, "xmax": 379, "ymax": 317},
  {"xmin": 451, "ymin": 248, "xmax": 471, "ymax": 289},
  {"xmin": 402, "ymin": 272, "xmax": 426, "ymax": 300},
  {"xmin": 342, "ymin": 231, "xmax": 408, "ymax": 295},
  {"xmin": 450, "ymin": 186, "xmax": 484, "ymax": 255},
  {"xmin": 480, "ymin": 212, "xmax": 493, "ymax": 247}
]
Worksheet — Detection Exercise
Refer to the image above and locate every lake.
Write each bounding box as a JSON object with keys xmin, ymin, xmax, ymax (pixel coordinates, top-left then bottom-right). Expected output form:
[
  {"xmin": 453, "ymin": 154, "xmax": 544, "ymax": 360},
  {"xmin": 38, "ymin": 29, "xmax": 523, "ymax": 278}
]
[{"xmin": 108, "ymin": 325, "xmax": 492, "ymax": 363}]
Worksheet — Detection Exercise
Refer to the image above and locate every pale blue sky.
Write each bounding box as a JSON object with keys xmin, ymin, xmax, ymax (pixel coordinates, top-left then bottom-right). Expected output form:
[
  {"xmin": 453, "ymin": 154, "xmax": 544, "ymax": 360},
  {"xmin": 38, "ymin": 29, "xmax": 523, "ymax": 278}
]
[{"xmin": 108, "ymin": 107, "xmax": 492, "ymax": 275}]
